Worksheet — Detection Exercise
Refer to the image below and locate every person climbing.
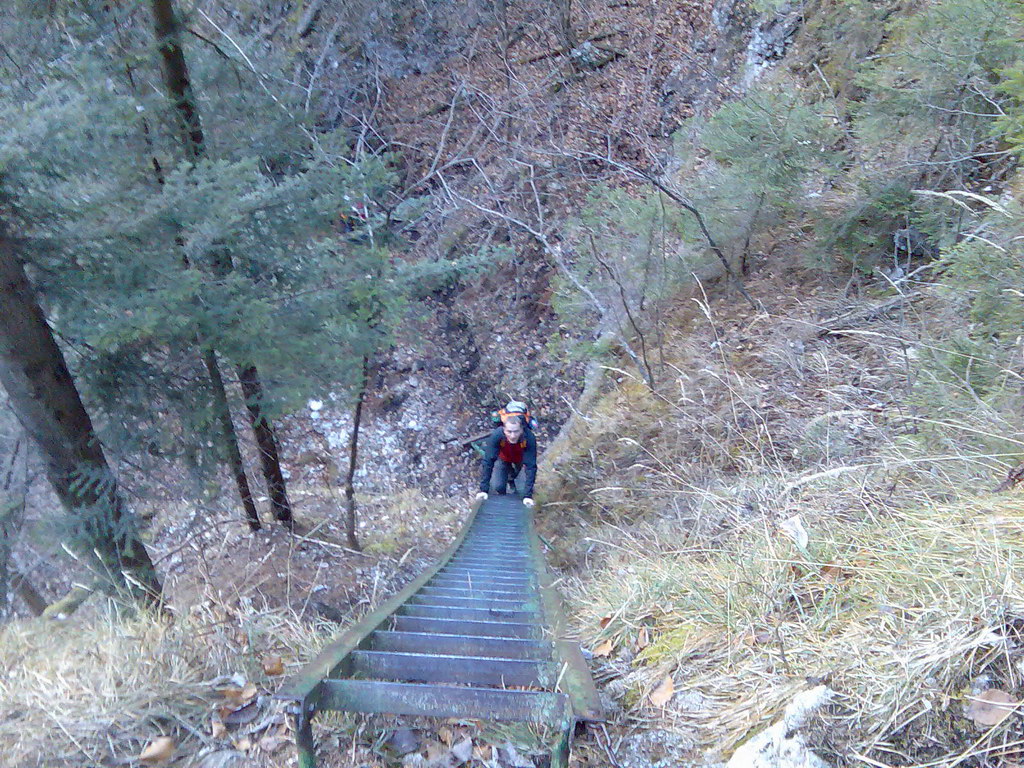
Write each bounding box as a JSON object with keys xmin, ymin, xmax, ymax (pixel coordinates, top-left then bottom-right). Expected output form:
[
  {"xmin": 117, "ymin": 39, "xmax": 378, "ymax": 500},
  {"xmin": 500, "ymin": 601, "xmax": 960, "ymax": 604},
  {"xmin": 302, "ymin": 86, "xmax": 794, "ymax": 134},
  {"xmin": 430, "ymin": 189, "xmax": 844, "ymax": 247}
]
[{"xmin": 475, "ymin": 413, "xmax": 537, "ymax": 507}]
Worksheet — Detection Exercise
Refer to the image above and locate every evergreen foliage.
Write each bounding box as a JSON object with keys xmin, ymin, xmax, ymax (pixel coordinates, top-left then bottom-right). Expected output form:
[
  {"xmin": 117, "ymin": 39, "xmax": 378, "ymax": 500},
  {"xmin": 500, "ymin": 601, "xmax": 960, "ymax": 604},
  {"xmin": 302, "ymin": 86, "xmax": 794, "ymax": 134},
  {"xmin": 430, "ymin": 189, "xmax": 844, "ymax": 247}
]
[
  {"xmin": 555, "ymin": 86, "xmax": 839, "ymax": 383},
  {"xmin": 853, "ymin": 0, "xmax": 1017, "ymax": 186},
  {"xmin": 557, "ymin": 183, "xmax": 694, "ymax": 385},
  {"xmin": 812, "ymin": 0, "xmax": 1020, "ymax": 262},
  {"xmin": 697, "ymin": 88, "xmax": 842, "ymax": 265},
  {"xmin": 813, "ymin": 180, "xmax": 915, "ymax": 271},
  {"xmin": 0, "ymin": 13, "xmax": 476, "ymax": 512}
]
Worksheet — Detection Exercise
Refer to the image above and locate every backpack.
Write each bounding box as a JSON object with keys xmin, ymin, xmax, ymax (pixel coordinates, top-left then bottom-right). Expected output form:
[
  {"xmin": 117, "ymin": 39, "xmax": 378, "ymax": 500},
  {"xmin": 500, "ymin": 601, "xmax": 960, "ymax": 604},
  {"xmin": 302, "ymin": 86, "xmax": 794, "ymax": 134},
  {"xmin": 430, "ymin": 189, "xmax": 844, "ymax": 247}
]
[{"xmin": 491, "ymin": 400, "xmax": 538, "ymax": 431}]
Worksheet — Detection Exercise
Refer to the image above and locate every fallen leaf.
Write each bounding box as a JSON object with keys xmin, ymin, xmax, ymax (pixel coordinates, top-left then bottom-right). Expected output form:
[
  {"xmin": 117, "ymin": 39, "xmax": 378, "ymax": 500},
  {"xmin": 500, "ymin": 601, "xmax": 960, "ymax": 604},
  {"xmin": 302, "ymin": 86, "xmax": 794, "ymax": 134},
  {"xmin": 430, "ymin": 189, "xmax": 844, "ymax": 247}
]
[
  {"xmin": 594, "ymin": 640, "xmax": 614, "ymax": 657},
  {"xmin": 139, "ymin": 736, "xmax": 175, "ymax": 764},
  {"xmin": 240, "ymin": 682, "xmax": 258, "ymax": 702},
  {"xmin": 779, "ymin": 515, "xmax": 809, "ymax": 550},
  {"xmin": 262, "ymin": 656, "xmax": 284, "ymax": 676},
  {"xmin": 221, "ymin": 686, "xmax": 247, "ymax": 703},
  {"xmin": 223, "ymin": 699, "xmax": 260, "ymax": 726},
  {"xmin": 437, "ymin": 726, "xmax": 453, "ymax": 745},
  {"xmin": 968, "ymin": 689, "xmax": 1019, "ymax": 727},
  {"xmin": 650, "ymin": 675, "xmax": 675, "ymax": 707},
  {"xmin": 386, "ymin": 728, "xmax": 420, "ymax": 756},
  {"xmin": 820, "ymin": 565, "xmax": 854, "ymax": 583},
  {"xmin": 211, "ymin": 715, "xmax": 227, "ymax": 739},
  {"xmin": 473, "ymin": 745, "xmax": 492, "ymax": 761},
  {"xmin": 425, "ymin": 739, "xmax": 447, "ymax": 761},
  {"xmin": 498, "ymin": 743, "xmax": 533, "ymax": 768},
  {"xmin": 599, "ymin": 615, "xmax": 612, "ymax": 628},
  {"xmin": 451, "ymin": 738, "xmax": 473, "ymax": 764},
  {"xmin": 637, "ymin": 627, "xmax": 650, "ymax": 650},
  {"xmin": 234, "ymin": 736, "xmax": 252, "ymax": 752},
  {"xmin": 258, "ymin": 734, "xmax": 288, "ymax": 753}
]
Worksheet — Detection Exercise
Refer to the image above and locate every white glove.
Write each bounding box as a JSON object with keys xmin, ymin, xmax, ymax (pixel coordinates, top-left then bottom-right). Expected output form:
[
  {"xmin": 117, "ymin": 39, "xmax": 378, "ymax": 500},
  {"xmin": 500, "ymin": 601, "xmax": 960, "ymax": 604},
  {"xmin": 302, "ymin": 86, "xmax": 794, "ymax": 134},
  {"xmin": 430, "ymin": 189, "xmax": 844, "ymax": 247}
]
[
  {"xmin": 522, "ymin": 497, "xmax": 535, "ymax": 507},
  {"xmin": 475, "ymin": 492, "xmax": 489, "ymax": 501}
]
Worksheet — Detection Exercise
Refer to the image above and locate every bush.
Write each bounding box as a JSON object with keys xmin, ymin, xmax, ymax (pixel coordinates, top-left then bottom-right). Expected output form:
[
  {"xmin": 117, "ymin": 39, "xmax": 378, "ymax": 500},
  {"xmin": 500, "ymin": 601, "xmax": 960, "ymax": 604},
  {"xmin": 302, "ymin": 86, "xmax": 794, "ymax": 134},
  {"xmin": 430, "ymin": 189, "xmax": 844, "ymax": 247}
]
[{"xmin": 853, "ymin": 0, "xmax": 1019, "ymax": 186}]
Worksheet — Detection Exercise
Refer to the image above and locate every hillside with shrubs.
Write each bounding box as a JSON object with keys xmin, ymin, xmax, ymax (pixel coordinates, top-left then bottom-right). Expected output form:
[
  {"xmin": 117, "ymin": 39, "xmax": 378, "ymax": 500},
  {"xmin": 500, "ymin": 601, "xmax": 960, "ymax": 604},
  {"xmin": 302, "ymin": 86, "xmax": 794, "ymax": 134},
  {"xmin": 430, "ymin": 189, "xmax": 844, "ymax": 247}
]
[{"xmin": 0, "ymin": 1, "xmax": 1022, "ymax": 766}]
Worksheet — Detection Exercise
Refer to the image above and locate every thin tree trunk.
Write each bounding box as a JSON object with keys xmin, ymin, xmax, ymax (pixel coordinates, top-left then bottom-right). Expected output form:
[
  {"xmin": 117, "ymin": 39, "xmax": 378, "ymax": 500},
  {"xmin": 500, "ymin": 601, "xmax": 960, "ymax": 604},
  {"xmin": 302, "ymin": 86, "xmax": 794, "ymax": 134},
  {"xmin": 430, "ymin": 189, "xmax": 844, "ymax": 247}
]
[
  {"xmin": 204, "ymin": 351, "xmax": 261, "ymax": 531},
  {"xmin": 557, "ymin": 0, "xmax": 578, "ymax": 50},
  {"xmin": 583, "ymin": 154, "xmax": 759, "ymax": 309},
  {"xmin": 0, "ymin": 228, "xmax": 161, "ymax": 605},
  {"xmin": 151, "ymin": 0, "xmax": 294, "ymax": 526},
  {"xmin": 642, "ymin": 176, "xmax": 758, "ymax": 308},
  {"xmin": 588, "ymin": 233, "xmax": 656, "ymax": 390},
  {"xmin": 0, "ymin": 439, "xmax": 40, "ymax": 617},
  {"xmin": 0, "ymin": 436, "xmax": 21, "ymax": 617},
  {"xmin": 343, "ymin": 357, "xmax": 370, "ymax": 552},
  {"xmin": 237, "ymin": 365, "xmax": 292, "ymax": 526},
  {"xmin": 740, "ymin": 191, "xmax": 766, "ymax": 276},
  {"xmin": 151, "ymin": 0, "xmax": 204, "ymax": 163}
]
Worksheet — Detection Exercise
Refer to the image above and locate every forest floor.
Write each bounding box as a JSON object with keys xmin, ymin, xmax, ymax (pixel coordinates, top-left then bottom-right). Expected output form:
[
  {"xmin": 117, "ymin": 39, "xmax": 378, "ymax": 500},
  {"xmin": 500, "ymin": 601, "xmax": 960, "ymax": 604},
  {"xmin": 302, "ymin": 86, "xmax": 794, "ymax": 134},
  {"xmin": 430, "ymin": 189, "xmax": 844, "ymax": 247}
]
[
  {"xmin": 538, "ymin": 256, "xmax": 1024, "ymax": 767},
  {"xmin": 9, "ymin": 249, "xmax": 1020, "ymax": 768}
]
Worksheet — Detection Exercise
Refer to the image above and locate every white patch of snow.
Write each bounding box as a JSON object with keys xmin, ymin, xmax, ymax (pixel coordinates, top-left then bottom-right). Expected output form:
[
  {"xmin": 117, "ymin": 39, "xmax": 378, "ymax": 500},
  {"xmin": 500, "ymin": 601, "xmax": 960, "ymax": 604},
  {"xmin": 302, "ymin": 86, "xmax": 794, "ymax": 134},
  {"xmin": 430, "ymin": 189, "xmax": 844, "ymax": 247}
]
[{"xmin": 728, "ymin": 686, "xmax": 832, "ymax": 768}]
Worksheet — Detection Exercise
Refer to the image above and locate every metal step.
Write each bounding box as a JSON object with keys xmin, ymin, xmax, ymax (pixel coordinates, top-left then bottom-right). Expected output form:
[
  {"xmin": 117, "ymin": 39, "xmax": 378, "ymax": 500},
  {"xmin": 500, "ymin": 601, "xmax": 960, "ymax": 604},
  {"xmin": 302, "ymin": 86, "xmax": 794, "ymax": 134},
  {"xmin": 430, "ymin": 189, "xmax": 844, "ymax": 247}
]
[
  {"xmin": 319, "ymin": 679, "xmax": 568, "ymax": 722},
  {"xmin": 407, "ymin": 593, "xmax": 534, "ymax": 610},
  {"xmin": 351, "ymin": 650, "xmax": 555, "ymax": 687},
  {"xmin": 399, "ymin": 603, "xmax": 539, "ymax": 623},
  {"xmin": 417, "ymin": 585, "xmax": 529, "ymax": 600},
  {"xmin": 392, "ymin": 614, "xmax": 535, "ymax": 638},
  {"xmin": 445, "ymin": 559, "xmax": 529, "ymax": 571},
  {"xmin": 429, "ymin": 576, "xmax": 531, "ymax": 591},
  {"xmin": 370, "ymin": 630, "xmax": 552, "ymax": 659},
  {"xmin": 431, "ymin": 568, "xmax": 531, "ymax": 580}
]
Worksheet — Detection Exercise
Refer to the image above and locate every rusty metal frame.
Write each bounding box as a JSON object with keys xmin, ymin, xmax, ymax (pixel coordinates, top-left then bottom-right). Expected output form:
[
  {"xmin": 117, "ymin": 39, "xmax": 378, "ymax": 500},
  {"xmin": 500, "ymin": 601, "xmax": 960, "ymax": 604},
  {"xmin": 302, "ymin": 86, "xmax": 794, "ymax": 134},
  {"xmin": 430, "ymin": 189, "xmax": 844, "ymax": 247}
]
[
  {"xmin": 278, "ymin": 497, "xmax": 601, "ymax": 767},
  {"xmin": 278, "ymin": 501, "xmax": 485, "ymax": 766},
  {"xmin": 527, "ymin": 503, "xmax": 603, "ymax": 737}
]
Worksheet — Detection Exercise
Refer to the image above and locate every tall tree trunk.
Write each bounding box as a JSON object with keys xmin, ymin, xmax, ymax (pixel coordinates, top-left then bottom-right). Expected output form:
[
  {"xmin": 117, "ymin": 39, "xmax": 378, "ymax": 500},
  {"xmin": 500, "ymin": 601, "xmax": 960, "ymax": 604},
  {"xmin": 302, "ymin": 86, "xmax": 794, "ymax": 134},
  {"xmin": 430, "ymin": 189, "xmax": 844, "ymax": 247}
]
[
  {"xmin": 151, "ymin": 0, "xmax": 204, "ymax": 163},
  {"xmin": 237, "ymin": 365, "xmax": 292, "ymax": 526},
  {"xmin": 557, "ymin": 0, "xmax": 578, "ymax": 50},
  {"xmin": 204, "ymin": 351, "xmax": 261, "ymax": 531},
  {"xmin": 151, "ymin": 0, "xmax": 294, "ymax": 525},
  {"xmin": 0, "ymin": 228, "xmax": 161, "ymax": 605},
  {"xmin": 343, "ymin": 357, "xmax": 370, "ymax": 552}
]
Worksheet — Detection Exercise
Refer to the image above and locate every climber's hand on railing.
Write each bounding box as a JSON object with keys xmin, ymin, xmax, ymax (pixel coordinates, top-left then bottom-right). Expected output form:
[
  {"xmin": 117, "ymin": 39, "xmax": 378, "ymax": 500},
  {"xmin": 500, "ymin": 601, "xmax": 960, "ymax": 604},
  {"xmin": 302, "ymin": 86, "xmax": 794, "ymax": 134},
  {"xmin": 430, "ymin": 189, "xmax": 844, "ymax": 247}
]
[
  {"xmin": 475, "ymin": 492, "xmax": 489, "ymax": 501},
  {"xmin": 522, "ymin": 497, "xmax": 535, "ymax": 507}
]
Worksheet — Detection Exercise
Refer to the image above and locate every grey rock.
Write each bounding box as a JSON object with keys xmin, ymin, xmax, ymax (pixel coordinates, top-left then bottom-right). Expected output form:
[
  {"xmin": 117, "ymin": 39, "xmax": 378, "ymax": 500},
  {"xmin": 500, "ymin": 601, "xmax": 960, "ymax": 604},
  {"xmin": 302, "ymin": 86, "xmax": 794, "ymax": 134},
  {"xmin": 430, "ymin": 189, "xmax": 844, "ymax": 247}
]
[{"xmin": 388, "ymin": 727, "xmax": 421, "ymax": 756}]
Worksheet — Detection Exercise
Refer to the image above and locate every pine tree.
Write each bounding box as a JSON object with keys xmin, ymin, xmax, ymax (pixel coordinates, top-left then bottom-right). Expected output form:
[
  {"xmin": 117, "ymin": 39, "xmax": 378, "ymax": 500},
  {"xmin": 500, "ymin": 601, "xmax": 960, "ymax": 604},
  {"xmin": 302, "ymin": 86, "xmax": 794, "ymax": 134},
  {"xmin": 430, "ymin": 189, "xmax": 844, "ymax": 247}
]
[
  {"xmin": 0, "ymin": 5, "xmax": 485, "ymax": 551},
  {"xmin": 0, "ymin": 221, "xmax": 161, "ymax": 605}
]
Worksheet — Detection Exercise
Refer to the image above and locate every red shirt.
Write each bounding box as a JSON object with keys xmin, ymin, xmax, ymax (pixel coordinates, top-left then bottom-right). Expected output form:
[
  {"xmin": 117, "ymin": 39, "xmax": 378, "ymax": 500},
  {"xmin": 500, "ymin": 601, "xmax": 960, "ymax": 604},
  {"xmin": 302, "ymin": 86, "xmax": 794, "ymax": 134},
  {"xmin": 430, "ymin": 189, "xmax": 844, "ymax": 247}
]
[{"xmin": 498, "ymin": 438, "xmax": 526, "ymax": 464}]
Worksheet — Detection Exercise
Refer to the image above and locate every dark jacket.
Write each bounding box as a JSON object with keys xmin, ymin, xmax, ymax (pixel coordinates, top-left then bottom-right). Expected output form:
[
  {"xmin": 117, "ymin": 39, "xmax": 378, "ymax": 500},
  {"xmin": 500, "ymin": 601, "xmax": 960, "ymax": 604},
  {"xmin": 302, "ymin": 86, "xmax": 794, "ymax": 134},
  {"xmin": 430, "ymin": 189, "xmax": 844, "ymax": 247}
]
[{"xmin": 478, "ymin": 427, "xmax": 538, "ymax": 497}]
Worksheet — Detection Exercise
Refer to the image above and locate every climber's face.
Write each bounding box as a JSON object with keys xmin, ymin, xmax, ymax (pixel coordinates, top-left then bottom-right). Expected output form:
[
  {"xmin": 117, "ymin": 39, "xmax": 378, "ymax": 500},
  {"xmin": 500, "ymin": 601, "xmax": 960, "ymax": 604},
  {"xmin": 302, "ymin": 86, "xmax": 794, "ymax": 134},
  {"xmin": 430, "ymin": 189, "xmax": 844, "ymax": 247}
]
[{"xmin": 503, "ymin": 420, "xmax": 523, "ymax": 443}]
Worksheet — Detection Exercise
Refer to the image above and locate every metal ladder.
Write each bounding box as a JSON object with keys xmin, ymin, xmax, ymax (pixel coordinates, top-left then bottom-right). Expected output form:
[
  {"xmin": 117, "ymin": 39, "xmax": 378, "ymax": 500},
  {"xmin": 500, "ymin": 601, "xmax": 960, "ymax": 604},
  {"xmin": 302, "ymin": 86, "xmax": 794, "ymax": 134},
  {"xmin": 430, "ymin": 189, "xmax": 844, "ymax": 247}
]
[{"xmin": 278, "ymin": 495, "xmax": 601, "ymax": 767}]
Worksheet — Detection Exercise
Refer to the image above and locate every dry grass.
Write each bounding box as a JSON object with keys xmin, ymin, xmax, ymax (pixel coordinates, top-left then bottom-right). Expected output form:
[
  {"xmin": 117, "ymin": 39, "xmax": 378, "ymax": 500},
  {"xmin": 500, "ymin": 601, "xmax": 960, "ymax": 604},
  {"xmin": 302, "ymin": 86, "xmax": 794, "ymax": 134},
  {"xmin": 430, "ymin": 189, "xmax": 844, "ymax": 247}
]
[
  {"xmin": 0, "ymin": 485, "xmax": 469, "ymax": 768},
  {"xmin": 573, "ymin": 493, "xmax": 1024, "ymax": 760},
  {"xmin": 0, "ymin": 600, "xmax": 333, "ymax": 767},
  {"xmin": 544, "ymin": 268, "xmax": 1024, "ymax": 765}
]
